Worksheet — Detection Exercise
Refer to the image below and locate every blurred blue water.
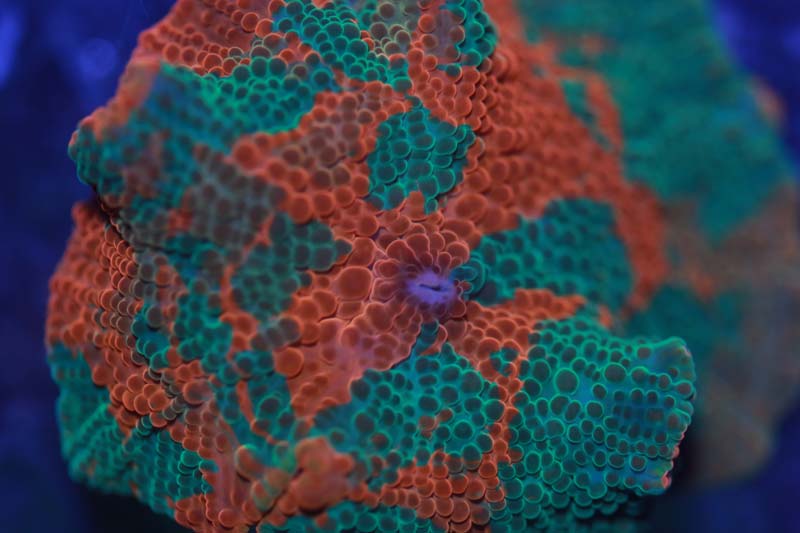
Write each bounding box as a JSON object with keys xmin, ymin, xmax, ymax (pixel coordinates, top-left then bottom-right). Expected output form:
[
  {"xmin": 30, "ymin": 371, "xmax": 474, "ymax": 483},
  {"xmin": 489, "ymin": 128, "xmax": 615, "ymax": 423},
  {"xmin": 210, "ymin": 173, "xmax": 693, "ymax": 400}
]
[
  {"xmin": 713, "ymin": 0, "xmax": 800, "ymax": 166},
  {"xmin": 0, "ymin": 1, "xmax": 797, "ymax": 531},
  {"xmin": 0, "ymin": 2, "xmax": 178, "ymax": 530}
]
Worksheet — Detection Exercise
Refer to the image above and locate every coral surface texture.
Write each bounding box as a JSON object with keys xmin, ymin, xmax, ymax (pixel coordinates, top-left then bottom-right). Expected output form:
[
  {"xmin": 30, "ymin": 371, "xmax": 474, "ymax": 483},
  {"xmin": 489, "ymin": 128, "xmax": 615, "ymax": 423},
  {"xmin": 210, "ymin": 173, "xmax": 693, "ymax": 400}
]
[{"xmin": 46, "ymin": 0, "xmax": 797, "ymax": 531}]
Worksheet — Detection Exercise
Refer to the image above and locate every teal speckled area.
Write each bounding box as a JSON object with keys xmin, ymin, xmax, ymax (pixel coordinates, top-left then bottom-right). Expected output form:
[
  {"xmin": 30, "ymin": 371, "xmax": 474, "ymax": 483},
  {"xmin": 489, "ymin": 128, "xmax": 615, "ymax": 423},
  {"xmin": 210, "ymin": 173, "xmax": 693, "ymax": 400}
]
[
  {"xmin": 622, "ymin": 286, "xmax": 744, "ymax": 377},
  {"xmin": 272, "ymin": 0, "xmax": 411, "ymax": 89},
  {"xmin": 232, "ymin": 213, "xmax": 351, "ymax": 322},
  {"xmin": 561, "ymin": 79, "xmax": 609, "ymax": 148},
  {"xmin": 442, "ymin": 0, "xmax": 497, "ymax": 66},
  {"xmin": 69, "ymin": 43, "xmax": 338, "ymax": 253},
  {"xmin": 72, "ymin": 54, "xmax": 338, "ymax": 186},
  {"xmin": 173, "ymin": 287, "xmax": 234, "ymax": 371},
  {"xmin": 312, "ymin": 343, "xmax": 499, "ymax": 490},
  {"xmin": 215, "ymin": 350, "xmax": 301, "ymax": 484},
  {"xmin": 304, "ymin": 313, "xmax": 695, "ymax": 531},
  {"xmin": 131, "ymin": 303, "xmax": 174, "ymax": 370},
  {"xmin": 469, "ymin": 199, "xmax": 633, "ymax": 311},
  {"xmin": 484, "ymin": 315, "xmax": 695, "ymax": 530},
  {"xmin": 48, "ymin": 343, "xmax": 208, "ymax": 516},
  {"xmin": 269, "ymin": 500, "xmax": 442, "ymax": 533},
  {"xmin": 517, "ymin": 0, "xmax": 793, "ymax": 241},
  {"xmin": 367, "ymin": 98, "xmax": 476, "ymax": 211}
]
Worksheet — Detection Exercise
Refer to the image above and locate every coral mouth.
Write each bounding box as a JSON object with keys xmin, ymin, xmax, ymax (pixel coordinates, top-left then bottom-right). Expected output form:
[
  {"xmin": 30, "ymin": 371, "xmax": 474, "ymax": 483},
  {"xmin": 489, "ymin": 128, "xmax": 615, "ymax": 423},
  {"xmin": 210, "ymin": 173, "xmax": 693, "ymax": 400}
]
[{"xmin": 406, "ymin": 269, "xmax": 457, "ymax": 308}]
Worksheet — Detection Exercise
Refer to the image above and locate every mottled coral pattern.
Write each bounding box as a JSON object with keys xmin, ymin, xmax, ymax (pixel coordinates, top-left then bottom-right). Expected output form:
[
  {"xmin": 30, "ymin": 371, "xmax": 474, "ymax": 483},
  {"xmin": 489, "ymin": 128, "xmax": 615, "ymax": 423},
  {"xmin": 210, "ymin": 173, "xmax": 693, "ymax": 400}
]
[
  {"xmin": 48, "ymin": 0, "xmax": 794, "ymax": 531},
  {"xmin": 518, "ymin": 0, "xmax": 800, "ymax": 485}
]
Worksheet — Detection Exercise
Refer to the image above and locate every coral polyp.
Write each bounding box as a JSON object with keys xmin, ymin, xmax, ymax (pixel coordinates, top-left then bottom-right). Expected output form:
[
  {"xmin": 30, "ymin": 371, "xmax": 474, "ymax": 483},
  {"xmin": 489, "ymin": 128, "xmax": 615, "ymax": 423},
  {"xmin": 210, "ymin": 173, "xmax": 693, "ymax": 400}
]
[{"xmin": 46, "ymin": 0, "xmax": 797, "ymax": 531}]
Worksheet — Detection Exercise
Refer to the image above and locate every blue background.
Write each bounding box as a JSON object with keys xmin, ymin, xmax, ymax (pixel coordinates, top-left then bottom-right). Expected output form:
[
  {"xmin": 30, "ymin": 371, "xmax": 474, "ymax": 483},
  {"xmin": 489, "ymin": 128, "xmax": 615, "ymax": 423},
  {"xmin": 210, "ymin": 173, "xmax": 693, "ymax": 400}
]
[{"xmin": 0, "ymin": 1, "xmax": 797, "ymax": 531}]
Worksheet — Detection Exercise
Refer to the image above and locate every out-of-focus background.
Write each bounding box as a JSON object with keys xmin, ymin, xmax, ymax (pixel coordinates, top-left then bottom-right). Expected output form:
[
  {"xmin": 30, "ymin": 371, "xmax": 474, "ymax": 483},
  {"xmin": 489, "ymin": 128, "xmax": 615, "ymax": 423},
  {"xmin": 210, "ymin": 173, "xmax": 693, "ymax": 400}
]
[{"xmin": 0, "ymin": 0, "xmax": 797, "ymax": 531}]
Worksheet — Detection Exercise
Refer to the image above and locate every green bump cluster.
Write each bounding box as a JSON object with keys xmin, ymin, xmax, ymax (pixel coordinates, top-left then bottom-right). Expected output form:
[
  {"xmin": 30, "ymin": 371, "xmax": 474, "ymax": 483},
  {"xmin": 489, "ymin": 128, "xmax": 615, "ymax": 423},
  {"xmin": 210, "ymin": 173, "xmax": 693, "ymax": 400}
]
[
  {"xmin": 48, "ymin": 344, "xmax": 128, "ymax": 494},
  {"xmin": 173, "ymin": 287, "xmax": 234, "ymax": 372},
  {"xmin": 367, "ymin": 98, "xmax": 476, "ymax": 211},
  {"xmin": 354, "ymin": 0, "xmax": 422, "ymax": 57},
  {"xmin": 232, "ymin": 213, "xmax": 351, "ymax": 323},
  {"xmin": 271, "ymin": 500, "xmax": 439, "ymax": 533},
  {"xmin": 48, "ymin": 344, "xmax": 208, "ymax": 517},
  {"xmin": 216, "ymin": 351, "xmax": 301, "ymax": 493},
  {"xmin": 470, "ymin": 199, "xmax": 632, "ymax": 310},
  {"xmin": 72, "ymin": 51, "xmax": 337, "ymax": 180},
  {"xmin": 312, "ymin": 343, "xmax": 498, "ymax": 490},
  {"xmin": 147, "ymin": 56, "xmax": 337, "ymax": 148},
  {"xmin": 623, "ymin": 286, "xmax": 744, "ymax": 377},
  {"xmin": 492, "ymin": 316, "xmax": 694, "ymax": 529},
  {"xmin": 272, "ymin": 0, "xmax": 411, "ymax": 89},
  {"xmin": 131, "ymin": 304, "xmax": 173, "ymax": 370},
  {"xmin": 69, "ymin": 40, "xmax": 334, "ymax": 250},
  {"xmin": 442, "ymin": 0, "xmax": 497, "ymax": 66},
  {"xmin": 561, "ymin": 79, "xmax": 608, "ymax": 147},
  {"xmin": 518, "ymin": 0, "xmax": 793, "ymax": 240}
]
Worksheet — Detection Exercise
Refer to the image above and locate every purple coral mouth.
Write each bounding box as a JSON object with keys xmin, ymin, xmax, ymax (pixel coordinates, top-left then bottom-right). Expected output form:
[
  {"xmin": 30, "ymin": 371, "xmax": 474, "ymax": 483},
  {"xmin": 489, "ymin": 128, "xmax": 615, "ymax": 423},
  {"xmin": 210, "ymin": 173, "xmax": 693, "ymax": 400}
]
[{"xmin": 406, "ymin": 269, "xmax": 457, "ymax": 308}]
